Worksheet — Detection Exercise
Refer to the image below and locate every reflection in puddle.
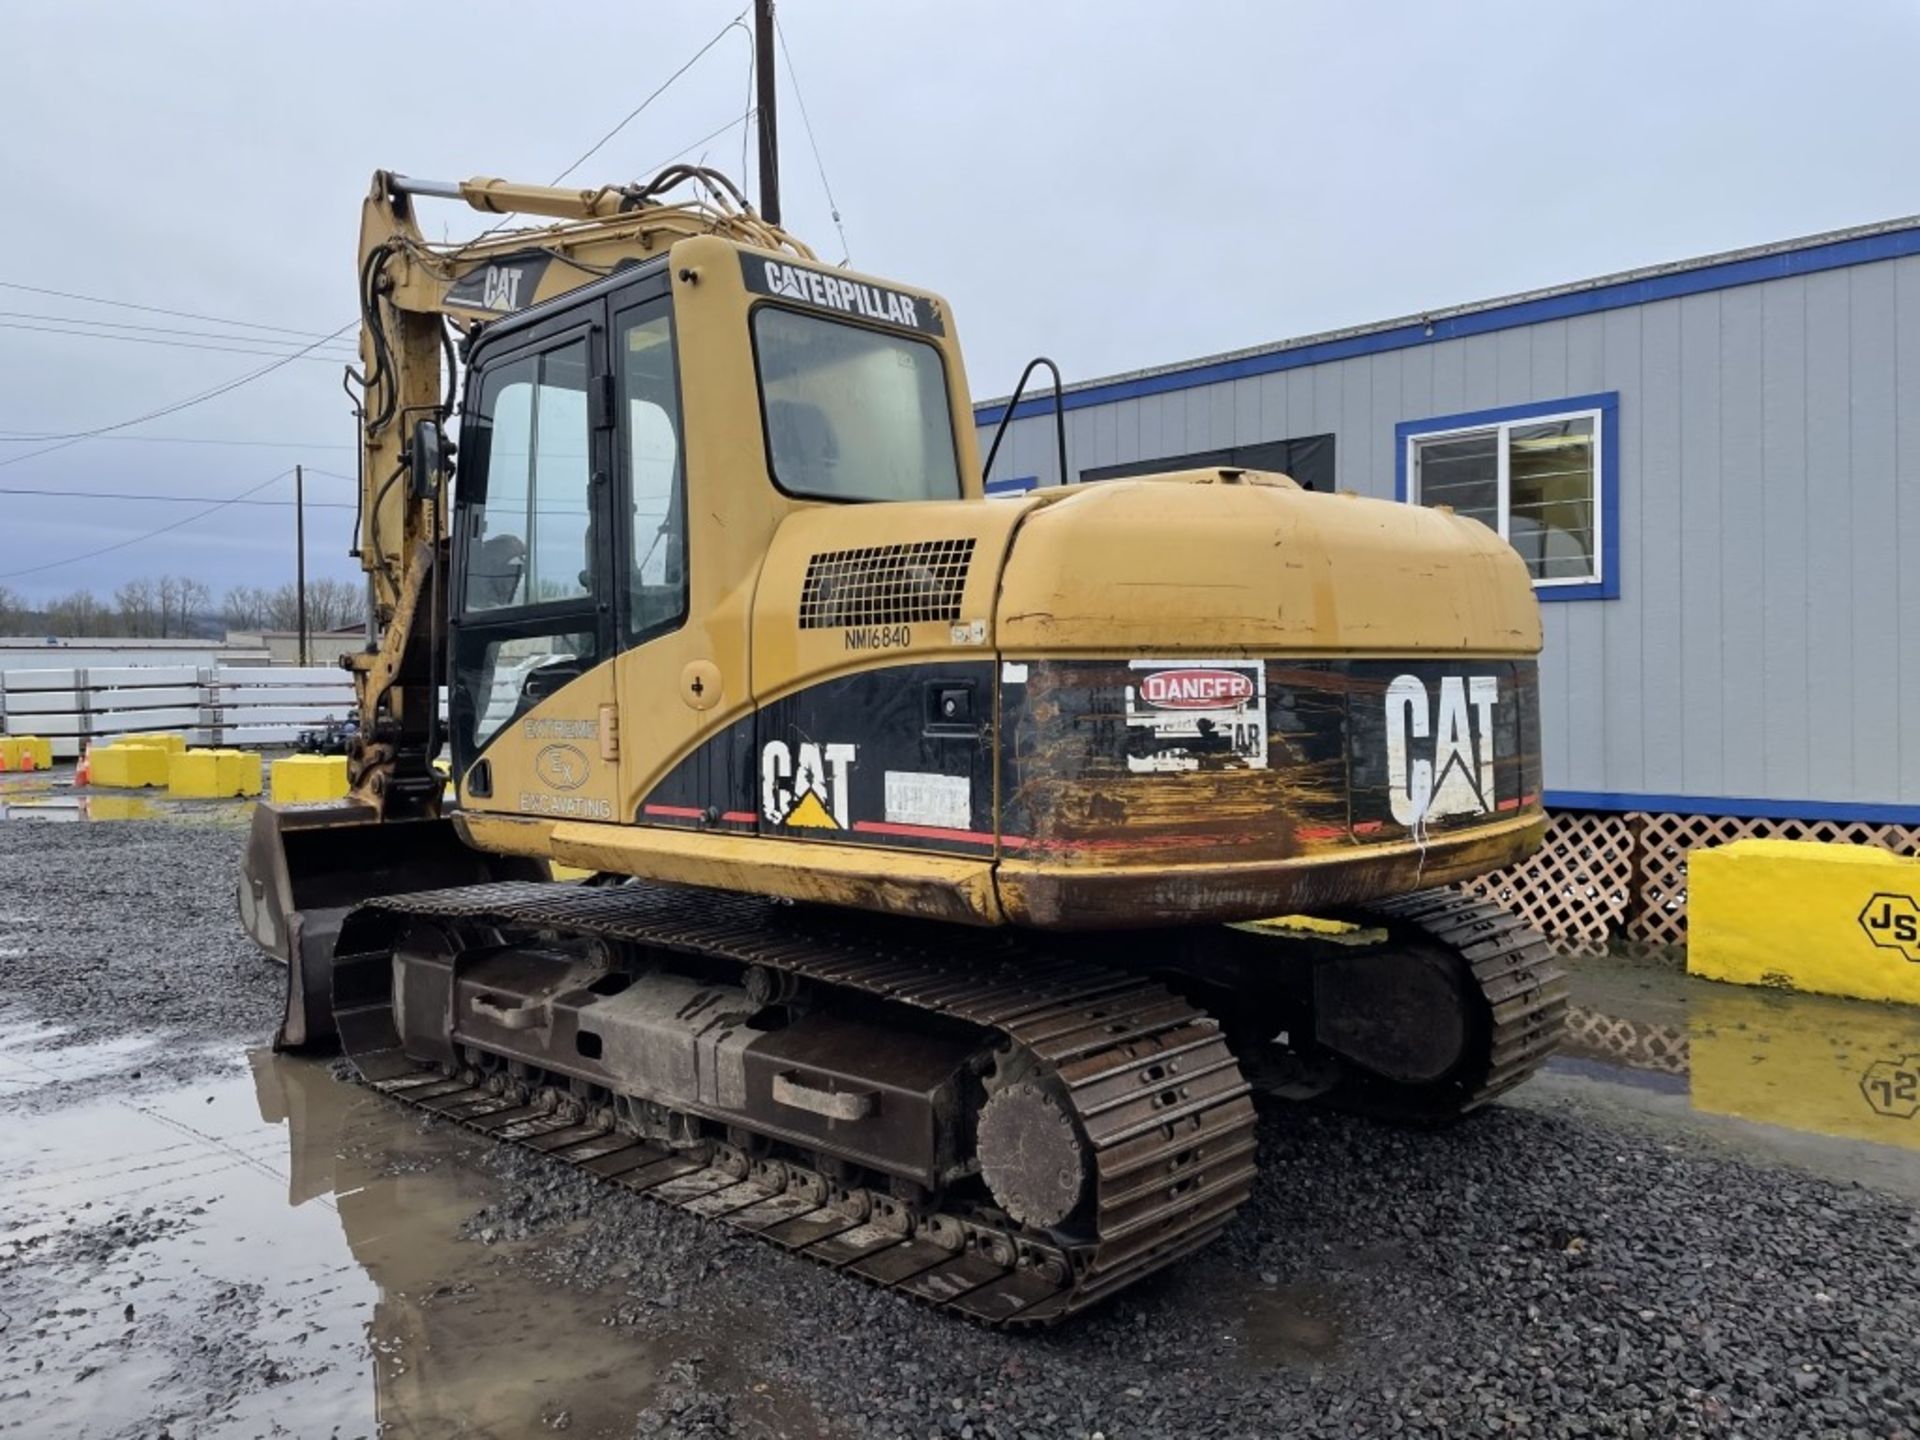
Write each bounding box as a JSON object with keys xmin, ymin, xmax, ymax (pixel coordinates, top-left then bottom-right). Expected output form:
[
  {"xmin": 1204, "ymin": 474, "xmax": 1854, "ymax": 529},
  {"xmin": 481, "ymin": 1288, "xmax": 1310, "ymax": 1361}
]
[
  {"xmin": 1557, "ymin": 961, "xmax": 1920, "ymax": 1176},
  {"xmin": 0, "ymin": 1042, "xmax": 677, "ymax": 1438},
  {"xmin": 0, "ymin": 785, "xmax": 252, "ymax": 825}
]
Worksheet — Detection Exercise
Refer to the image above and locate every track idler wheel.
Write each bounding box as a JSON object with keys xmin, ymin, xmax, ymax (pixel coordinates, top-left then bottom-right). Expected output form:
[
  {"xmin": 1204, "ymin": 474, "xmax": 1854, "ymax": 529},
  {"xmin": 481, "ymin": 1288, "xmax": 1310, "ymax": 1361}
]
[{"xmin": 975, "ymin": 1081, "xmax": 1088, "ymax": 1229}]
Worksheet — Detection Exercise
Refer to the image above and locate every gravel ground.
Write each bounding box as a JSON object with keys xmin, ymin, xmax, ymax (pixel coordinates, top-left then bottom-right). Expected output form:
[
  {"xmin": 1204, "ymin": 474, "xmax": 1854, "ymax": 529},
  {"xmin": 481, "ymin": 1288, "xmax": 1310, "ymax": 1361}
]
[
  {"xmin": 5, "ymin": 818, "xmax": 1920, "ymax": 1437},
  {"xmin": 0, "ymin": 819, "xmax": 277, "ymax": 1046}
]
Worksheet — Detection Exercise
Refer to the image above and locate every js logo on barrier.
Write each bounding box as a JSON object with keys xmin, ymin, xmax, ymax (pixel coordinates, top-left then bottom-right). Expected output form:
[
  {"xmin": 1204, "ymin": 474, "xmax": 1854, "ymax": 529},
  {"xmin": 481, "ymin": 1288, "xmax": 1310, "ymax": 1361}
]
[
  {"xmin": 1860, "ymin": 1054, "xmax": 1920, "ymax": 1119},
  {"xmin": 1859, "ymin": 892, "xmax": 1920, "ymax": 963}
]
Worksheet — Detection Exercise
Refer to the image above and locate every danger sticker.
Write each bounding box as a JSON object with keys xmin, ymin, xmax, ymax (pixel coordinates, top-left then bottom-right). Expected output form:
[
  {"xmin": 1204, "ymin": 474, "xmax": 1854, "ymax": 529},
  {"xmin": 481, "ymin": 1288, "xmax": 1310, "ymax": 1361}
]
[
  {"xmin": 1124, "ymin": 659, "xmax": 1267, "ymax": 773},
  {"xmin": 1138, "ymin": 668, "xmax": 1256, "ymax": 710}
]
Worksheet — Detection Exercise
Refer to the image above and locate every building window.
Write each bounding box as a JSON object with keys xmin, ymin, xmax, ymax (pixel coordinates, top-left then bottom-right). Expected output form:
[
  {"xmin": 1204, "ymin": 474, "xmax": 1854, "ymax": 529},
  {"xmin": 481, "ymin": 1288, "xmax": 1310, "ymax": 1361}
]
[{"xmin": 1396, "ymin": 393, "xmax": 1619, "ymax": 601}]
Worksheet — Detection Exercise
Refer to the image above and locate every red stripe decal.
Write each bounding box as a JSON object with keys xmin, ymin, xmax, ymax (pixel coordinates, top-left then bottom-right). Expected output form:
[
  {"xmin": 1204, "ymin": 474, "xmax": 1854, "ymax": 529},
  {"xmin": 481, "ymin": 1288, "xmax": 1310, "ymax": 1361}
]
[
  {"xmin": 1353, "ymin": 820, "xmax": 1385, "ymax": 835},
  {"xmin": 851, "ymin": 819, "xmax": 1000, "ymax": 847},
  {"xmin": 1294, "ymin": 824, "xmax": 1346, "ymax": 842},
  {"xmin": 642, "ymin": 804, "xmax": 754, "ymax": 825}
]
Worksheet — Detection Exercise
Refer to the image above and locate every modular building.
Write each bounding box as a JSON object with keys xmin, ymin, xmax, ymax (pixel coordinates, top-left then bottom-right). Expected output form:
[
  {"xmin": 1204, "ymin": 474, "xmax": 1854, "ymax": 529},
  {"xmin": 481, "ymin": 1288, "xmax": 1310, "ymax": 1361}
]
[{"xmin": 974, "ymin": 219, "xmax": 1920, "ymax": 946}]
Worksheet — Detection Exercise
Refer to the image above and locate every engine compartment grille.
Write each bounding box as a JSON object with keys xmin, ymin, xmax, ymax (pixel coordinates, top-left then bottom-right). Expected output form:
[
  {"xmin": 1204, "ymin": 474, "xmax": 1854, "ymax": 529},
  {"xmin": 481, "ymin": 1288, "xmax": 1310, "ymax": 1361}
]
[{"xmin": 798, "ymin": 538, "xmax": 976, "ymax": 629}]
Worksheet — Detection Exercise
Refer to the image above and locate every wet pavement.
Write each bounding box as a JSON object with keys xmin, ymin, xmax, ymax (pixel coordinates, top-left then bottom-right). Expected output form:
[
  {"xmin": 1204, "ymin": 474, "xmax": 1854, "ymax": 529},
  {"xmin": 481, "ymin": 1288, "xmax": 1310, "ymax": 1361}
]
[
  {"xmin": 0, "ymin": 1031, "xmax": 758, "ymax": 1439},
  {"xmin": 5, "ymin": 817, "xmax": 1920, "ymax": 1437}
]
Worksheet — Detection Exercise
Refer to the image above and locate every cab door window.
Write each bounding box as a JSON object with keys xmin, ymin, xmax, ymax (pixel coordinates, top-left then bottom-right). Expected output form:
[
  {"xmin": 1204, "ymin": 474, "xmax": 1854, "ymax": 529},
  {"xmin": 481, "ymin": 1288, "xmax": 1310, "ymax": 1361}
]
[
  {"xmin": 452, "ymin": 334, "xmax": 604, "ymax": 760},
  {"xmin": 463, "ymin": 340, "xmax": 593, "ymax": 611},
  {"xmin": 617, "ymin": 302, "xmax": 687, "ymax": 638}
]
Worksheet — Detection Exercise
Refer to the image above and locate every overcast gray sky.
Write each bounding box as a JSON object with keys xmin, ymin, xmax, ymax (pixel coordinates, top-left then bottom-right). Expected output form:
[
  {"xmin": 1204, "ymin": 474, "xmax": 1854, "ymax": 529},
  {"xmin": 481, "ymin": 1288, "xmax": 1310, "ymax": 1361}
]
[{"xmin": 1, "ymin": 0, "xmax": 1915, "ymax": 603}]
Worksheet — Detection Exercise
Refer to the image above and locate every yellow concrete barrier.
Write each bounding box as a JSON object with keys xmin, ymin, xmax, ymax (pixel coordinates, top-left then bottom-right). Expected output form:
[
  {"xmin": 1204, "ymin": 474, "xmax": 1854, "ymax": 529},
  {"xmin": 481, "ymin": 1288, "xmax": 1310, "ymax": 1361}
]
[
  {"xmin": 121, "ymin": 732, "xmax": 187, "ymax": 754},
  {"xmin": 169, "ymin": 748, "xmax": 263, "ymax": 799},
  {"xmin": 1689, "ymin": 838, "xmax": 1920, "ymax": 1006},
  {"xmin": 0, "ymin": 736, "xmax": 54, "ymax": 771},
  {"xmin": 269, "ymin": 754, "xmax": 350, "ymax": 804},
  {"xmin": 90, "ymin": 742, "xmax": 173, "ymax": 789}
]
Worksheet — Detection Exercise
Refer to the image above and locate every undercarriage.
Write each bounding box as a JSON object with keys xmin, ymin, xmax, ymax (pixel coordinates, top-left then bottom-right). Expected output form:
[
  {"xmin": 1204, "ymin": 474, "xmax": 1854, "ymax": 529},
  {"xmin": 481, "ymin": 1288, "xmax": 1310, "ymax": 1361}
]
[{"xmin": 313, "ymin": 881, "xmax": 1566, "ymax": 1325}]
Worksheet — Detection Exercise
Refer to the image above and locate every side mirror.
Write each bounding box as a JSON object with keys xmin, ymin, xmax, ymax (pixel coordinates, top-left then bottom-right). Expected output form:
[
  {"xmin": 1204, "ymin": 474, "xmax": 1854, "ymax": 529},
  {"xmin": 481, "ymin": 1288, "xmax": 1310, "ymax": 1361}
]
[{"xmin": 410, "ymin": 418, "xmax": 445, "ymax": 499}]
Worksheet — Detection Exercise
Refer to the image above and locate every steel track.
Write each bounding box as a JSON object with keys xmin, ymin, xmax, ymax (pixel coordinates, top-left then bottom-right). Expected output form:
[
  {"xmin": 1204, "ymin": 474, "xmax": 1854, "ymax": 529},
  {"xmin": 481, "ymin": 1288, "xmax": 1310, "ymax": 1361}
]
[
  {"xmin": 328, "ymin": 882, "xmax": 1261, "ymax": 1326},
  {"xmin": 1352, "ymin": 889, "xmax": 1571, "ymax": 1117}
]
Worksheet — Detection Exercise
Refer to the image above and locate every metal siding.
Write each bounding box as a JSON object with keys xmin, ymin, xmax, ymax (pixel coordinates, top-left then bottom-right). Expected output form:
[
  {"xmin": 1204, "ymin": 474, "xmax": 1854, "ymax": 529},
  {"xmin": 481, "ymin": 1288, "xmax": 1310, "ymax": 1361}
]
[
  {"xmin": 1111, "ymin": 398, "xmax": 1143, "ymax": 466},
  {"xmin": 1716, "ymin": 286, "xmax": 1768, "ymax": 792},
  {"xmin": 1600, "ymin": 305, "xmax": 1645, "ymax": 792},
  {"xmin": 1232, "ymin": 376, "xmax": 1264, "ymax": 447},
  {"xmin": 1287, "ymin": 368, "xmax": 1316, "ymax": 443},
  {"xmin": 1898, "ymin": 260, "xmax": 1920, "ymax": 799},
  {"xmin": 1207, "ymin": 382, "xmax": 1235, "ymax": 453},
  {"xmin": 1138, "ymin": 391, "xmax": 1165, "ymax": 465},
  {"xmin": 1637, "ymin": 300, "xmax": 1684, "ymax": 795},
  {"xmin": 967, "ymin": 252, "xmax": 1920, "ymax": 812},
  {"xmin": 1760, "ymin": 278, "xmax": 1811, "ymax": 800},
  {"xmin": 1677, "ymin": 292, "xmax": 1724, "ymax": 797},
  {"xmin": 1803, "ymin": 269, "xmax": 1854, "ymax": 798},
  {"xmin": 1339, "ymin": 361, "xmax": 1371, "ymax": 492},
  {"xmin": 1180, "ymin": 386, "xmax": 1208, "ymax": 452},
  {"xmin": 1849, "ymin": 263, "xmax": 1900, "ymax": 799},
  {"xmin": 1496, "ymin": 327, "xmax": 1532, "ymax": 405},
  {"xmin": 1365, "ymin": 352, "xmax": 1403, "ymax": 501},
  {"xmin": 1463, "ymin": 333, "xmax": 1499, "ymax": 410}
]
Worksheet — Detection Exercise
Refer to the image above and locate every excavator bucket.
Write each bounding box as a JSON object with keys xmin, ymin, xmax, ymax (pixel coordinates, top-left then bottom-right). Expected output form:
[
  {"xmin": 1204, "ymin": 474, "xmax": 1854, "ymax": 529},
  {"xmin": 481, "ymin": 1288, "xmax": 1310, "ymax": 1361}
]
[{"xmin": 239, "ymin": 801, "xmax": 546, "ymax": 1049}]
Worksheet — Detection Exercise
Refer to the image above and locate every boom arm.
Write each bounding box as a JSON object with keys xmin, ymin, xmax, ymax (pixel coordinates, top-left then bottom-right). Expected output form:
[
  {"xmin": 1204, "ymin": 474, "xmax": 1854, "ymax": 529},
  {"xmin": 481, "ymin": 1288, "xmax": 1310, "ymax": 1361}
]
[{"xmin": 345, "ymin": 167, "xmax": 813, "ymax": 817}]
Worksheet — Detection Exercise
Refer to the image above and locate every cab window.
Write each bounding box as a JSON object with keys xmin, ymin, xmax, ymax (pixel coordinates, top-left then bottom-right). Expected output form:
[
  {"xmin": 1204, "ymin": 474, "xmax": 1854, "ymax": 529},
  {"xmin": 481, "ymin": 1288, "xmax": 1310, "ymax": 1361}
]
[
  {"xmin": 461, "ymin": 340, "xmax": 592, "ymax": 612},
  {"xmin": 619, "ymin": 304, "xmax": 687, "ymax": 636},
  {"xmin": 752, "ymin": 307, "xmax": 960, "ymax": 502}
]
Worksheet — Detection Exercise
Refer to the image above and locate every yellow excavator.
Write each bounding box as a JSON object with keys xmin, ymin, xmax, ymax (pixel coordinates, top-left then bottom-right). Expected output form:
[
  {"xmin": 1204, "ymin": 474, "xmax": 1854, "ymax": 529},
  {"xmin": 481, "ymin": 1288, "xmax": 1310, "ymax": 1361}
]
[{"xmin": 240, "ymin": 162, "xmax": 1565, "ymax": 1326}]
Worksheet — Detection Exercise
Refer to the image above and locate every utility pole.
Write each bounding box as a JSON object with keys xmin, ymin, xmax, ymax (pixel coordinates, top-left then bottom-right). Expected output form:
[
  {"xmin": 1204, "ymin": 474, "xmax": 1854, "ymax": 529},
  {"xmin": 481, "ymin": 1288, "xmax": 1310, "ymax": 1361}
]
[
  {"xmin": 294, "ymin": 463, "xmax": 308, "ymax": 667},
  {"xmin": 755, "ymin": 0, "xmax": 780, "ymax": 225}
]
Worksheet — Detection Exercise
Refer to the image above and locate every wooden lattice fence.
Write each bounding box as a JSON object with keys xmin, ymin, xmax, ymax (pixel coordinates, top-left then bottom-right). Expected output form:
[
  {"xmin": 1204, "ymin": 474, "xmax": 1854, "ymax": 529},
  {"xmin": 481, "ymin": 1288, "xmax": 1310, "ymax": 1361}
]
[{"xmin": 1465, "ymin": 809, "xmax": 1920, "ymax": 954}]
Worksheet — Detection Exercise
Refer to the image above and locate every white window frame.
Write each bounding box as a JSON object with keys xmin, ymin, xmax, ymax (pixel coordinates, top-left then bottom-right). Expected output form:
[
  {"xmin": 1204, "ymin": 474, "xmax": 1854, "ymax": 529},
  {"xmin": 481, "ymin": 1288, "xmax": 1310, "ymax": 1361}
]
[{"xmin": 1404, "ymin": 404, "xmax": 1605, "ymax": 590}]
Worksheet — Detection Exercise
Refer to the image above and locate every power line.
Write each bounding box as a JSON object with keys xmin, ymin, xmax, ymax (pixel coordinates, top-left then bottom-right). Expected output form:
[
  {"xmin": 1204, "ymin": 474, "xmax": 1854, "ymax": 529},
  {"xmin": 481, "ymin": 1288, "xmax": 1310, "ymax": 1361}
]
[
  {"xmin": 0, "ymin": 467, "xmax": 303, "ymax": 580},
  {"xmin": 633, "ymin": 114, "xmax": 755, "ymax": 186},
  {"xmin": 0, "ymin": 431, "xmax": 352, "ymax": 449},
  {"xmin": 0, "ymin": 319, "xmax": 357, "ymax": 468},
  {"xmin": 0, "ymin": 308, "xmax": 359, "ymax": 354},
  {"xmin": 776, "ymin": 12, "xmax": 849, "ymax": 262},
  {"xmin": 0, "ymin": 485, "xmax": 354, "ymax": 509},
  {"xmin": 552, "ymin": 10, "xmax": 751, "ymax": 187},
  {"xmin": 0, "ymin": 320, "xmax": 359, "ymax": 364},
  {"xmin": 0, "ymin": 280, "xmax": 346, "ymax": 342}
]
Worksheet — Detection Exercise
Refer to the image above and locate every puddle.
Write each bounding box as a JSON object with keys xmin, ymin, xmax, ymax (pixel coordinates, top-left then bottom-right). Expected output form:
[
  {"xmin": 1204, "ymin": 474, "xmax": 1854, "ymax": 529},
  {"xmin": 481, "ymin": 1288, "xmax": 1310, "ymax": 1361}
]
[
  {"xmin": 0, "ymin": 1020, "xmax": 159, "ymax": 1097},
  {"xmin": 0, "ymin": 789, "xmax": 253, "ymax": 825},
  {"xmin": 1547, "ymin": 958, "xmax": 1920, "ymax": 1196},
  {"xmin": 0, "ymin": 1047, "xmax": 684, "ymax": 1438}
]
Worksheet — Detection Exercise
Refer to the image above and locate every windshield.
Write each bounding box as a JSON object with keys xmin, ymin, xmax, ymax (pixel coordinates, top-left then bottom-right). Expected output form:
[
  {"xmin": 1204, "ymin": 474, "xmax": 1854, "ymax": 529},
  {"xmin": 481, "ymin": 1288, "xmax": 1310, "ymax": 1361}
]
[{"xmin": 752, "ymin": 306, "xmax": 961, "ymax": 502}]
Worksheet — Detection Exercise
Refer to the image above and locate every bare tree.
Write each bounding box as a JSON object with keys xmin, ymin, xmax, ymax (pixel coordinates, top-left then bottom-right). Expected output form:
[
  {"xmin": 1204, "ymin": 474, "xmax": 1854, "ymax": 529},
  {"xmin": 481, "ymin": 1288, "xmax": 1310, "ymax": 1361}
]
[
  {"xmin": 115, "ymin": 577, "xmax": 158, "ymax": 636},
  {"xmin": 222, "ymin": 584, "xmax": 270, "ymax": 632},
  {"xmin": 0, "ymin": 583, "xmax": 25, "ymax": 634},
  {"xmin": 304, "ymin": 576, "xmax": 363, "ymax": 631},
  {"xmin": 174, "ymin": 575, "xmax": 211, "ymax": 635},
  {"xmin": 46, "ymin": 589, "xmax": 110, "ymax": 636}
]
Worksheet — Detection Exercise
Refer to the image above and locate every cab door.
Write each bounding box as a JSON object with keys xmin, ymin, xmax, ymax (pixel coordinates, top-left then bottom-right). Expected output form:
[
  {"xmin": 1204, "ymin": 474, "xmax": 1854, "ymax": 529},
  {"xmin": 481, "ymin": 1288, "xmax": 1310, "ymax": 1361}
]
[{"xmin": 449, "ymin": 313, "xmax": 623, "ymax": 823}]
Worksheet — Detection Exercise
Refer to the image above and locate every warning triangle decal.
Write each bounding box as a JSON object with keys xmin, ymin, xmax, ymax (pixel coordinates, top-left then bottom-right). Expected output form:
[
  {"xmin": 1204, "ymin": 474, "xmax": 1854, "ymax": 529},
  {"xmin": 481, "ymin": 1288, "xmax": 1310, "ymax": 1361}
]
[{"xmin": 782, "ymin": 790, "xmax": 840, "ymax": 830}]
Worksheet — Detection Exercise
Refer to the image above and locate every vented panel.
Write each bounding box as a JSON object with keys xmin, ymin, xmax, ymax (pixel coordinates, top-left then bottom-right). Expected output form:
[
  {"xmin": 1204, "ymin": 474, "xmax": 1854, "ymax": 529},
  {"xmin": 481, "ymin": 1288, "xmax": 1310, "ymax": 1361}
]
[{"xmin": 798, "ymin": 538, "xmax": 976, "ymax": 629}]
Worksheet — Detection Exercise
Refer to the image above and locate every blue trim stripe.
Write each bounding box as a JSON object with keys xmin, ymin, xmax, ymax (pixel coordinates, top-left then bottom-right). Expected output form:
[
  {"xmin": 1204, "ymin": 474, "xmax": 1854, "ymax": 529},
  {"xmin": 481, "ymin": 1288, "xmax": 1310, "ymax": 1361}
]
[
  {"xmin": 974, "ymin": 223, "xmax": 1920, "ymax": 428},
  {"xmin": 1395, "ymin": 392, "xmax": 1621, "ymax": 603},
  {"xmin": 1546, "ymin": 789, "xmax": 1920, "ymax": 825}
]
